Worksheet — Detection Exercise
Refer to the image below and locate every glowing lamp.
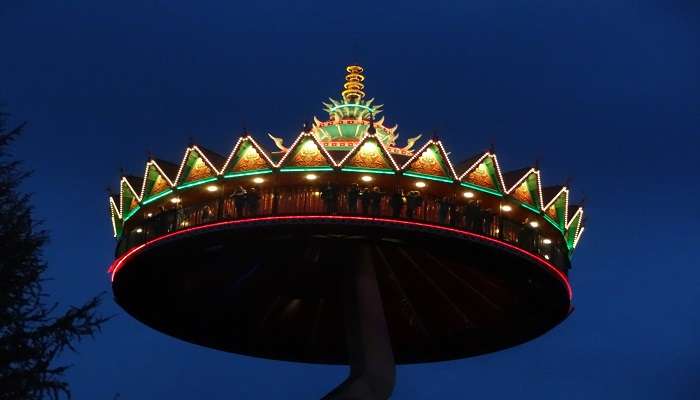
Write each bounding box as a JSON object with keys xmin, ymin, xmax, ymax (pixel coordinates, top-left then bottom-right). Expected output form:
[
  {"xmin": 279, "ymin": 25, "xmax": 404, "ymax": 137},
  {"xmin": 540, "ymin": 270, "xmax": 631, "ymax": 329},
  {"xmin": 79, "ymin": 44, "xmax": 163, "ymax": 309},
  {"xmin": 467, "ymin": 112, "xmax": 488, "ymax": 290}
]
[
  {"xmin": 252, "ymin": 177, "xmax": 265, "ymax": 184},
  {"xmin": 501, "ymin": 204, "xmax": 512, "ymax": 212},
  {"xmin": 306, "ymin": 174, "xmax": 318, "ymax": 181},
  {"xmin": 170, "ymin": 197, "xmax": 181, "ymax": 204},
  {"xmin": 361, "ymin": 175, "xmax": 373, "ymax": 182},
  {"xmin": 135, "ymin": 228, "xmax": 143, "ymax": 233},
  {"xmin": 544, "ymin": 254, "xmax": 550, "ymax": 260},
  {"xmin": 206, "ymin": 185, "xmax": 219, "ymax": 192},
  {"xmin": 529, "ymin": 221, "xmax": 539, "ymax": 228},
  {"xmin": 415, "ymin": 181, "xmax": 426, "ymax": 188},
  {"xmin": 543, "ymin": 238, "xmax": 552, "ymax": 245},
  {"xmin": 463, "ymin": 191, "xmax": 475, "ymax": 198}
]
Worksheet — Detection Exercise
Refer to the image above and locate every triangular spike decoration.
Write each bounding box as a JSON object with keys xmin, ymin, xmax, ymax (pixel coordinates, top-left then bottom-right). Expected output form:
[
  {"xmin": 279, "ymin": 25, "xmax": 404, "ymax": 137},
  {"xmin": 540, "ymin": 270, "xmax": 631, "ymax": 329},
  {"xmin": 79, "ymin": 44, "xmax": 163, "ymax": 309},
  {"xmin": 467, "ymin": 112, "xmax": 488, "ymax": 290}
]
[
  {"xmin": 504, "ymin": 168, "xmax": 543, "ymax": 209},
  {"xmin": 401, "ymin": 139, "xmax": 457, "ymax": 181},
  {"xmin": 140, "ymin": 160, "xmax": 176, "ymax": 202},
  {"xmin": 221, "ymin": 136, "xmax": 276, "ymax": 177},
  {"xmin": 339, "ymin": 132, "xmax": 400, "ymax": 172},
  {"xmin": 109, "ymin": 196, "xmax": 123, "ymax": 238},
  {"xmin": 174, "ymin": 146, "xmax": 220, "ymax": 186},
  {"xmin": 119, "ymin": 176, "xmax": 142, "ymax": 217},
  {"xmin": 457, "ymin": 152, "xmax": 505, "ymax": 193},
  {"xmin": 277, "ymin": 132, "xmax": 337, "ymax": 169},
  {"xmin": 541, "ymin": 186, "xmax": 569, "ymax": 227},
  {"xmin": 565, "ymin": 206, "xmax": 584, "ymax": 250}
]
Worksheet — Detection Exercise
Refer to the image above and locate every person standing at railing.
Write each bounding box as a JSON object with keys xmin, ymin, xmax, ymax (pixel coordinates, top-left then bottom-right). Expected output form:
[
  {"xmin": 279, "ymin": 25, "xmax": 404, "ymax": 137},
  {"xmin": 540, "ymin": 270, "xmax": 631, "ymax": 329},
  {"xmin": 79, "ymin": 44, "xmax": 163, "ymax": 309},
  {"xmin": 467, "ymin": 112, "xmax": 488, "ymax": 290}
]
[
  {"xmin": 405, "ymin": 190, "xmax": 422, "ymax": 219},
  {"xmin": 246, "ymin": 187, "xmax": 261, "ymax": 216},
  {"xmin": 271, "ymin": 188, "xmax": 280, "ymax": 215},
  {"xmin": 369, "ymin": 186, "xmax": 384, "ymax": 216},
  {"xmin": 360, "ymin": 187, "xmax": 371, "ymax": 215},
  {"xmin": 463, "ymin": 200, "xmax": 478, "ymax": 231},
  {"xmin": 347, "ymin": 183, "xmax": 360, "ymax": 214},
  {"xmin": 202, "ymin": 204, "xmax": 215, "ymax": 223},
  {"xmin": 389, "ymin": 188, "xmax": 405, "ymax": 218},
  {"xmin": 449, "ymin": 199, "xmax": 462, "ymax": 227},
  {"xmin": 321, "ymin": 182, "xmax": 338, "ymax": 214},
  {"xmin": 231, "ymin": 186, "xmax": 247, "ymax": 218},
  {"xmin": 437, "ymin": 196, "xmax": 451, "ymax": 225}
]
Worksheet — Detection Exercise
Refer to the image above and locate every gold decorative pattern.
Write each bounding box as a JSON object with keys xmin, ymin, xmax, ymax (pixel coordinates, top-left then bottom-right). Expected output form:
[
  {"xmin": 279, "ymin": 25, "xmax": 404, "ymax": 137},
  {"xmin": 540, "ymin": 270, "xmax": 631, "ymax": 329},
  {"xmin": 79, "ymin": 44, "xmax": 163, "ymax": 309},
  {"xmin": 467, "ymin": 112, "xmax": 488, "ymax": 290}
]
[
  {"xmin": 513, "ymin": 181, "xmax": 533, "ymax": 205},
  {"xmin": 408, "ymin": 146, "xmax": 446, "ymax": 177},
  {"xmin": 289, "ymin": 139, "xmax": 328, "ymax": 167},
  {"xmin": 466, "ymin": 163, "xmax": 495, "ymax": 188},
  {"xmin": 346, "ymin": 140, "xmax": 391, "ymax": 169},
  {"xmin": 186, "ymin": 157, "xmax": 214, "ymax": 182},
  {"xmin": 546, "ymin": 205, "xmax": 558, "ymax": 220},
  {"xmin": 231, "ymin": 143, "xmax": 268, "ymax": 172},
  {"xmin": 151, "ymin": 175, "xmax": 170, "ymax": 196}
]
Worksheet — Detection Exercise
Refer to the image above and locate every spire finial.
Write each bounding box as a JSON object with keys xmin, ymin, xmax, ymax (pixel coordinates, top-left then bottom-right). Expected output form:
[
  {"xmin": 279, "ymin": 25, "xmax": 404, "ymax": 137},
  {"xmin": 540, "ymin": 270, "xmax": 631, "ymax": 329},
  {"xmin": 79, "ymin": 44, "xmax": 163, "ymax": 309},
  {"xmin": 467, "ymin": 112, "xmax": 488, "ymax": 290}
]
[
  {"xmin": 342, "ymin": 65, "xmax": 365, "ymax": 101},
  {"xmin": 367, "ymin": 112, "xmax": 376, "ymax": 136}
]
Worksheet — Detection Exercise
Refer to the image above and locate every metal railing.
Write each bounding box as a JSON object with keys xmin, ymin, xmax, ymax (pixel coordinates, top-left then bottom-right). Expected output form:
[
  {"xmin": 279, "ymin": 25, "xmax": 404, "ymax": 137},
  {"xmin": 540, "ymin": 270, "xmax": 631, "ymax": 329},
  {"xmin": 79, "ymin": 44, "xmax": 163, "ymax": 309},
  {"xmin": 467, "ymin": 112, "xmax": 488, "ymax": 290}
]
[{"xmin": 116, "ymin": 185, "xmax": 570, "ymax": 272}]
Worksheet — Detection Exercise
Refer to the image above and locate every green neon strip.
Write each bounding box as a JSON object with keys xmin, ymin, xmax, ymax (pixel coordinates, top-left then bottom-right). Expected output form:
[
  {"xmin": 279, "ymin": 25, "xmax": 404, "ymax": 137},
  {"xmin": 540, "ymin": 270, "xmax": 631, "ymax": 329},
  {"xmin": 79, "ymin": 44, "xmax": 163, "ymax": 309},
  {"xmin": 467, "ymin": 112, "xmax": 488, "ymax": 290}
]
[
  {"xmin": 403, "ymin": 171, "xmax": 454, "ymax": 183},
  {"xmin": 123, "ymin": 205, "xmax": 141, "ymax": 221},
  {"xmin": 142, "ymin": 189, "xmax": 173, "ymax": 205},
  {"xmin": 459, "ymin": 182, "xmax": 503, "ymax": 197},
  {"xmin": 544, "ymin": 214, "xmax": 565, "ymax": 234},
  {"xmin": 330, "ymin": 104, "xmax": 373, "ymax": 112},
  {"xmin": 519, "ymin": 202, "xmax": 541, "ymax": 214},
  {"xmin": 223, "ymin": 169, "xmax": 273, "ymax": 179},
  {"xmin": 280, "ymin": 167, "xmax": 334, "ymax": 172},
  {"xmin": 341, "ymin": 167, "xmax": 396, "ymax": 175},
  {"xmin": 176, "ymin": 176, "xmax": 218, "ymax": 190}
]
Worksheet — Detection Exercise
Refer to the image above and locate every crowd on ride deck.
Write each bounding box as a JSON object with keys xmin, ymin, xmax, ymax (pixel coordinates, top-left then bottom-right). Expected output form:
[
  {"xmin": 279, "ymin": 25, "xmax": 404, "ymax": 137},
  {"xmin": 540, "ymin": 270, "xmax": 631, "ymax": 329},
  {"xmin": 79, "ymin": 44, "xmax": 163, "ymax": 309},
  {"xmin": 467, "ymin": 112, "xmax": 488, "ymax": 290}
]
[
  {"xmin": 218, "ymin": 183, "xmax": 535, "ymax": 238},
  {"xmin": 125, "ymin": 182, "xmax": 555, "ymax": 262}
]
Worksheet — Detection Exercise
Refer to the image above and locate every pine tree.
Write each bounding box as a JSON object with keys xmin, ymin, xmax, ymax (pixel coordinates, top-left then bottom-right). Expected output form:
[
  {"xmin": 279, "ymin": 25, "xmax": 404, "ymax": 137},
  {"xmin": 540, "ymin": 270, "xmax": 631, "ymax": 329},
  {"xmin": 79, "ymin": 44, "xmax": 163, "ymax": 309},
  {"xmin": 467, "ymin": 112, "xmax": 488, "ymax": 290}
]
[{"xmin": 0, "ymin": 111, "xmax": 107, "ymax": 399}]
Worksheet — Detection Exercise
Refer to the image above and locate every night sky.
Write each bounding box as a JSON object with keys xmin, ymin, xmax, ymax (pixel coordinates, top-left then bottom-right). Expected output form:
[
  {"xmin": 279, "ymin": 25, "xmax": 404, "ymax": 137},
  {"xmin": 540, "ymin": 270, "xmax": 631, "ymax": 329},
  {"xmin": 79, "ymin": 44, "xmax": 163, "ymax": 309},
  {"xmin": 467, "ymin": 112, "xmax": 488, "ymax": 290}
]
[{"xmin": 2, "ymin": 1, "xmax": 699, "ymax": 399}]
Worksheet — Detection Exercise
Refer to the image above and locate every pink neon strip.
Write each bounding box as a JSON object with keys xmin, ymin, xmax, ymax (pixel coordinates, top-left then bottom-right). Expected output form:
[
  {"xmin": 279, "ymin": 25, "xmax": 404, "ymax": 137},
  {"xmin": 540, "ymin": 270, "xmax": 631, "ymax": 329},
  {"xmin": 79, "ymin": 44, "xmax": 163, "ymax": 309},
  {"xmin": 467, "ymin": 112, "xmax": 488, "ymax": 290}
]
[{"xmin": 108, "ymin": 215, "xmax": 573, "ymax": 300}]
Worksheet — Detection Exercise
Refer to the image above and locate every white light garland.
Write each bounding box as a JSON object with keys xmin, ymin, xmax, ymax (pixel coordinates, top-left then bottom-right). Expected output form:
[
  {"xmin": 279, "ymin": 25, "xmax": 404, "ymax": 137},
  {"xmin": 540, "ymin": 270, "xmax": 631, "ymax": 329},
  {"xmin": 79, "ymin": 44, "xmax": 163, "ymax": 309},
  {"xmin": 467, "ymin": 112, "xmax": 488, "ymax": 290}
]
[
  {"xmin": 221, "ymin": 135, "xmax": 276, "ymax": 173},
  {"xmin": 275, "ymin": 132, "xmax": 338, "ymax": 168},
  {"xmin": 139, "ymin": 159, "xmax": 176, "ymax": 200},
  {"xmin": 173, "ymin": 145, "xmax": 222, "ymax": 186}
]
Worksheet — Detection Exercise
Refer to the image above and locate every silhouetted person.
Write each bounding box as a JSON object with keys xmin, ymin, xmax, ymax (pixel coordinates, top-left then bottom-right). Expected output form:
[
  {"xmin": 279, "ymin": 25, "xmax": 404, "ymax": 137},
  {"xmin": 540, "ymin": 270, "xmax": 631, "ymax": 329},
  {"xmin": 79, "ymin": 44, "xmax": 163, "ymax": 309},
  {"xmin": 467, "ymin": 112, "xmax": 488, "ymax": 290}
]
[
  {"xmin": 389, "ymin": 189, "xmax": 404, "ymax": 218},
  {"xmin": 405, "ymin": 190, "xmax": 422, "ymax": 219},
  {"xmin": 369, "ymin": 186, "xmax": 384, "ymax": 216},
  {"xmin": 360, "ymin": 187, "xmax": 371, "ymax": 215},
  {"xmin": 271, "ymin": 188, "xmax": 280, "ymax": 215},
  {"xmin": 202, "ymin": 204, "xmax": 214, "ymax": 223},
  {"xmin": 449, "ymin": 199, "xmax": 461, "ymax": 226},
  {"xmin": 321, "ymin": 182, "xmax": 338, "ymax": 214},
  {"xmin": 246, "ymin": 187, "xmax": 260, "ymax": 215},
  {"xmin": 437, "ymin": 196, "xmax": 451, "ymax": 225},
  {"xmin": 463, "ymin": 200, "xmax": 478, "ymax": 230},
  {"xmin": 519, "ymin": 220, "xmax": 536, "ymax": 250},
  {"xmin": 347, "ymin": 184, "xmax": 360, "ymax": 213},
  {"xmin": 231, "ymin": 186, "xmax": 247, "ymax": 218}
]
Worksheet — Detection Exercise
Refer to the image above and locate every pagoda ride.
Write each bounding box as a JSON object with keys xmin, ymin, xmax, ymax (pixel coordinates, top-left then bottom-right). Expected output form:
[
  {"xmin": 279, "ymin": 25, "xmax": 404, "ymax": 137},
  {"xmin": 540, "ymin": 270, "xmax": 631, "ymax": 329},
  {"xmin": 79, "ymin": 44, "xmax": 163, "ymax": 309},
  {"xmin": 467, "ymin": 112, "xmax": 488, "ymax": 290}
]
[{"xmin": 107, "ymin": 65, "xmax": 585, "ymax": 399}]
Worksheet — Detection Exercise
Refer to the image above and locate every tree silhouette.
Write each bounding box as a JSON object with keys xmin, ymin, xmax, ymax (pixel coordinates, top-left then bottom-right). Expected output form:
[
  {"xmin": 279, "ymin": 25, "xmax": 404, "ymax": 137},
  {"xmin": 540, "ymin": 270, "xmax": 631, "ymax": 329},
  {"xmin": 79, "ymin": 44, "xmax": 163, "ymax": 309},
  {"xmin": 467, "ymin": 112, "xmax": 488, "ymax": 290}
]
[{"xmin": 0, "ymin": 111, "xmax": 107, "ymax": 399}]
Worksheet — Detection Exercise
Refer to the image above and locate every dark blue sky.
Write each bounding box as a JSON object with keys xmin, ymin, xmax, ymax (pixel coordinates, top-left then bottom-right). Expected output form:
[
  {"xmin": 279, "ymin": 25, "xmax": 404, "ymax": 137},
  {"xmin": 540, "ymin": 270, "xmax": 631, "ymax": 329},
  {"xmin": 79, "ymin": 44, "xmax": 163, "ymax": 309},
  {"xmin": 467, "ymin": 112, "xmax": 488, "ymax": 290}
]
[{"xmin": 2, "ymin": 1, "xmax": 699, "ymax": 398}]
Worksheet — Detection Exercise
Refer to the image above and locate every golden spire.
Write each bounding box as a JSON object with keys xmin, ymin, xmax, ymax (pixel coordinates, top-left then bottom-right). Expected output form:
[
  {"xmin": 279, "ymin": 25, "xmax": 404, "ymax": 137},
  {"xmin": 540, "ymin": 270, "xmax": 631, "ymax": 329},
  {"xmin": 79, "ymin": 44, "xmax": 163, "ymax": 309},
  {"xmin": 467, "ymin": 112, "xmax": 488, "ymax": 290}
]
[{"xmin": 342, "ymin": 65, "xmax": 365, "ymax": 101}]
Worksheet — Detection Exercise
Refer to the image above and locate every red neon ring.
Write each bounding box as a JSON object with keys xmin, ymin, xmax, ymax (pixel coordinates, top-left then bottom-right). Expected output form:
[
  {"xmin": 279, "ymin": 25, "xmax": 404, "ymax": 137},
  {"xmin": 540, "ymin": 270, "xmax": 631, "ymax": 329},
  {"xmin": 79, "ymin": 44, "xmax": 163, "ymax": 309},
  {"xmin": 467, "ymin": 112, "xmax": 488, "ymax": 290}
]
[{"xmin": 108, "ymin": 215, "xmax": 573, "ymax": 300}]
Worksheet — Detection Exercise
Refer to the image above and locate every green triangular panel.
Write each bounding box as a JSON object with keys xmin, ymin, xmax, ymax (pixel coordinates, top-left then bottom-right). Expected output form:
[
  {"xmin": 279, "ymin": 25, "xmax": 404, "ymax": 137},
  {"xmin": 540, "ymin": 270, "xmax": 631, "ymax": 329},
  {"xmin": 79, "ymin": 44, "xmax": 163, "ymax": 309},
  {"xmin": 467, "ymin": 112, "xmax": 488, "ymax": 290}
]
[
  {"xmin": 405, "ymin": 143, "xmax": 450, "ymax": 178},
  {"xmin": 181, "ymin": 149, "xmax": 216, "ymax": 184},
  {"xmin": 464, "ymin": 156, "xmax": 500, "ymax": 191},
  {"xmin": 226, "ymin": 140, "xmax": 271, "ymax": 173},
  {"xmin": 281, "ymin": 137, "xmax": 333, "ymax": 168},
  {"xmin": 512, "ymin": 172, "xmax": 540, "ymax": 209},
  {"xmin": 110, "ymin": 199, "xmax": 123, "ymax": 237},
  {"xmin": 545, "ymin": 194, "xmax": 567, "ymax": 228},
  {"xmin": 120, "ymin": 180, "xmax": 139, "ymax": 215},
  {"xmin": 565, "ymin": 212, "xmax": 582, "ymax": 250},
  {"xmin": 143, "ymin": 164, "xmax": 171, "ymax": 200},
  {"xmin": 343, "ymin": 137, "xmax": 395, "ymax": 171}
]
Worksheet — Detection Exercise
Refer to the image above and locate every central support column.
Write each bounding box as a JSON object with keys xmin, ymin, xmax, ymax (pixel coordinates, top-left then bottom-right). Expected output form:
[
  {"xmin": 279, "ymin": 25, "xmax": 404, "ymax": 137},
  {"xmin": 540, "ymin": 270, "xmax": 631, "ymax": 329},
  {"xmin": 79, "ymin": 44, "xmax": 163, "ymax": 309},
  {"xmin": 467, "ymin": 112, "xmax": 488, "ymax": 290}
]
[{"xmin": 322, "ymin": 242, "xmax": 396, "ymax": 400}]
